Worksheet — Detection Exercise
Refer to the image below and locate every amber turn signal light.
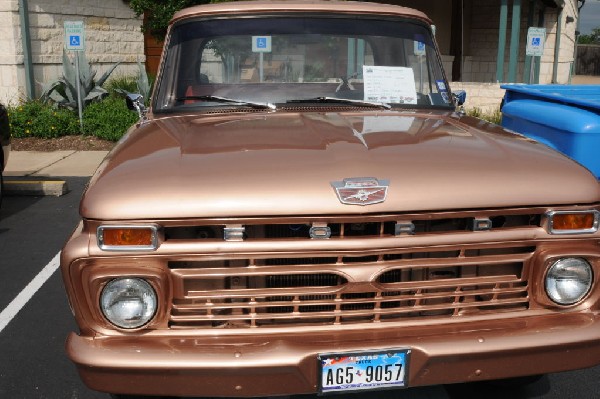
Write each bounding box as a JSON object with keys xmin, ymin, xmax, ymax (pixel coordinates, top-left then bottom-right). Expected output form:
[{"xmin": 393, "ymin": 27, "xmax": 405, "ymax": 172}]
[
  {"xmin": 98, "ymin": 226, "xmax": 159, "ymax": 250},
  {"xmin": 547, "ymin": 211, "xmax": 599, "ymax": 235},
  {"xmin": 104, "ymin": 228, "xmax": 152, "ymax": 246}
]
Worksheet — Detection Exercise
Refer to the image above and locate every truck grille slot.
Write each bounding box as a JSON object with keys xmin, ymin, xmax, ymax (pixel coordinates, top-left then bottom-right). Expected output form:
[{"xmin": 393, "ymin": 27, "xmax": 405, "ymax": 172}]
[
  {"xmin": 163, "ymin": 213, "xmax": 542, "ymax": 241},
  {"xmin": 169, "ymin": 247, "xmax": 531, "ymax": 329},
  {"xmin": 266, "ymin": 274, "xmax": 342, "ymax": 288}
]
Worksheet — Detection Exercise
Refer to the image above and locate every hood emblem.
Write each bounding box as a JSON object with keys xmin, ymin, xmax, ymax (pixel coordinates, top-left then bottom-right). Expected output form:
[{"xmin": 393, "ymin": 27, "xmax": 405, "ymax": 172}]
[{"xmin": 331, "ymin": 177, "xmax": 389, "ymax": 206}]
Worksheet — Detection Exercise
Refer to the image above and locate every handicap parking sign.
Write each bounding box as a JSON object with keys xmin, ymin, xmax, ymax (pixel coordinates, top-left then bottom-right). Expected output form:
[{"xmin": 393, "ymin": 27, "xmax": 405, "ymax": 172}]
[
  {"xmin": 64, "ymin": 21, "xmax": 85, "ymax": 51},
  {"xmin": 252, "ymin": 36, "xmax": 272, "ymax": 52},
  {"xmin": 414, "ymin": 41, "xmax": 426, "ymax": 56},
  {"xmin": 526, "ymin": 27, "xmax": 545, "ymax": 56}
]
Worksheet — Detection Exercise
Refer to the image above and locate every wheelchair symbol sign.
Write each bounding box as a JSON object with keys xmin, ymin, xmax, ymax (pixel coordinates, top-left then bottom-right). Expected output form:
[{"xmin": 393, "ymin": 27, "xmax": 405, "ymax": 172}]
[
  {"xmin": 252, "ymin": 36, "xmax": 272, "ymax": 52},
  {"xmin": 526, "ymin": 27, "xmax": 545, "ymax": 56},
  {"xmin": 64, "ymin": 21, "xmax": 85, "ymax": 50},
  {"xmin": 414, "ymin": 41, "xmax": 426, "ymax": 56}
]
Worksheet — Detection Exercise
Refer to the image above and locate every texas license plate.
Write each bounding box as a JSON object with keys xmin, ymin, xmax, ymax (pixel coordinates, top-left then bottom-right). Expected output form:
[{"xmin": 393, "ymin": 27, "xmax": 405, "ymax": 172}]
[{"xmin": 318, "ymin": 349, "xmax": 410, "ymax": 394}]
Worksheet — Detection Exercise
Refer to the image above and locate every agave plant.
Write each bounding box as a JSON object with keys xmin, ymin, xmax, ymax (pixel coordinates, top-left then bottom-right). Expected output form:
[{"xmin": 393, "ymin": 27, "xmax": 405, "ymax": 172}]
[
  {"xmin": 41, "ymin": 49, "xmax": 120, "ymax": 110},
  {"xmin": 114, "ymin": 62, "xmax": 152, "ymax": 105},
  {"xmin": 135, "ymin": 62, "xmax": 152, "ymax": 103}
]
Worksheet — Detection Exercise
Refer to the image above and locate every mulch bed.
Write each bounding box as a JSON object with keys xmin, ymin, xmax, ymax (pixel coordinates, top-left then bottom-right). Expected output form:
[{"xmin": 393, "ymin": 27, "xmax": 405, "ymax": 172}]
[{"xmin": 11, "ymin": 136, "xmax": 116, "ymax": 152}]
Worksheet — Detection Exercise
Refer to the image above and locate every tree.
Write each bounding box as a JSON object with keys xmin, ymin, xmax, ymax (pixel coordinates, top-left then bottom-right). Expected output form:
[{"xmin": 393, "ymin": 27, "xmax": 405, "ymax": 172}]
[
  {"xmin": 129, "ymin": 0, "xmax": 226, "ymax": 40},
  {"xmin": 578, "ymin": 27, "xmax": 600, "ymax": 44}
]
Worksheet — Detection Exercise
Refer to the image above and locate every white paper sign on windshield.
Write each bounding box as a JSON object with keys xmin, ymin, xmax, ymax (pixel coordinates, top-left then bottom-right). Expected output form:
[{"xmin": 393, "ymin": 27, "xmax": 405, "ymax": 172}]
[
  {"xmin": 363, "ymin": 66, "xmax": 417, "ymax": 105},
  {"xmin": 362, "ymin": 116, "xmax": 415, "ymax": 134}
]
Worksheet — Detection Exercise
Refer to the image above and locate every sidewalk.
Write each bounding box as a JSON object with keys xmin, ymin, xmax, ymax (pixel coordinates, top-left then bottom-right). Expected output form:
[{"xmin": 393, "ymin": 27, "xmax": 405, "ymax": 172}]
[
  {"xmin": 572, "ymin": 75, "xmax": 600, "ymax": 85},
  {"xmin": 3, "ymin": 150, "xmax": 108, "ymax": 196}
]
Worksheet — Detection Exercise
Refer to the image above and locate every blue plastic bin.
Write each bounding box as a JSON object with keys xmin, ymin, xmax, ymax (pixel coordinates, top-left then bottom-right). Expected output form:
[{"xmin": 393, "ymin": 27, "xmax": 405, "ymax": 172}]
[{"xmin": 501, "ymin": 84, "xmax": 600, "ymax": 179}]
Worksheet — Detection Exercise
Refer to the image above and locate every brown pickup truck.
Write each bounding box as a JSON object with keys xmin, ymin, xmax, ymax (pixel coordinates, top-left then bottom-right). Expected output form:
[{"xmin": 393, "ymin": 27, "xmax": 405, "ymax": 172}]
[{"xmin": 61, "ymin": 1, "xmax": 600, "ymax": 398}]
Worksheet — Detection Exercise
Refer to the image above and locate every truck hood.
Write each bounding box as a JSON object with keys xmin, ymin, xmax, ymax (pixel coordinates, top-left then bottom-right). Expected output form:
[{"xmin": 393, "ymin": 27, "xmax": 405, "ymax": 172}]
[{"xmin": 81, "ymin": 111, "xmax": 600, "ymax": 220}]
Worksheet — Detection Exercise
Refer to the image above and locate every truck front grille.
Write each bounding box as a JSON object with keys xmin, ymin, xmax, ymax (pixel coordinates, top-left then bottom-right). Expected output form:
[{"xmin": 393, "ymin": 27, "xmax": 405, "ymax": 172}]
[{"xmin": 168, "ymin": 245, "xmax": 532, "ymax": 329}]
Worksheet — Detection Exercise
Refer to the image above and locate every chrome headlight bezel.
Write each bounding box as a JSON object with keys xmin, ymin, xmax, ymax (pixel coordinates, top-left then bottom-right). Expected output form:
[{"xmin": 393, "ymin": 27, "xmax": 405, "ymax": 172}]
[
  {"xmin": 544, "ymin": 257, "xmax": 593, "ymax": 306},
  {"xmin": 100, "ymin": 277, "xmax": 158, "ymax": 329}
]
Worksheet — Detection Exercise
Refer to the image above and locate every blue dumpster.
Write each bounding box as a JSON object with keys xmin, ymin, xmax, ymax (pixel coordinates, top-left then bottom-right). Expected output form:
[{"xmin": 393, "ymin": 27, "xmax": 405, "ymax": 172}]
[{"xmin": 501, "ymin": 84, "xmax": 600, "ymax": 179}]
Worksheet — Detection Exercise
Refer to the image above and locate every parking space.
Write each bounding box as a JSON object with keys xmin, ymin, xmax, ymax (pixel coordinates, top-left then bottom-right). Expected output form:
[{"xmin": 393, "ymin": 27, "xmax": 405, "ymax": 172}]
[{"xmin": 0, "ymin": 177, "xmax": 108, "ymax": 398}]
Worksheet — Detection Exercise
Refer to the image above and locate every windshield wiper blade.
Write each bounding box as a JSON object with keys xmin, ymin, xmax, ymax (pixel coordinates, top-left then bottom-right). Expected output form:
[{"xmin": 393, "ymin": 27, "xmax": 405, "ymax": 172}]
[
  {"xmin": 176, "ymin": 95, "xmax": 276, "ymax": 110},
  {"xmin": 286, "ymin": 97, "xmax": 391, "ymax": 109}
]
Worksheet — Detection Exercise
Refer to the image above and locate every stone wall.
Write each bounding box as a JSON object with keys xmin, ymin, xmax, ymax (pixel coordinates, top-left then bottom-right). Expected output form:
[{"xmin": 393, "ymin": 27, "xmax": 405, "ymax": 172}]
[
  {"xmin": 461, "ymin": 0, "xmax": 500, "ymax": 83},
  {"xmin": 0, "ymin": 1, "xmax": 24, "ymax": 104},
  {"xmin": 449, "ymin": 82, "xmax": 505, "ymax": 114},
  {"xmin": 460, "ymin": 0, "xmax": 578, "ymax": 84},
  {"xmin": 0, "ymin": 0, "xmax": 143, "ymax": 104},
  {"xmin": 549, "ymin": 0, "xmax": 578, "ymax": 84},
  {"xmin": 0, "ymin": 0, "xmax": 581, "ymax": 105}
]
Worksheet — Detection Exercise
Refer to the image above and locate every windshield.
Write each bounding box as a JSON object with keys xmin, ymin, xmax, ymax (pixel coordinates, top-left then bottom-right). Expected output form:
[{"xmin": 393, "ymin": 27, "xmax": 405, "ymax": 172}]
[{"xmin": 154, "ymin": 15, "xmax": 453, "ymax": 112}]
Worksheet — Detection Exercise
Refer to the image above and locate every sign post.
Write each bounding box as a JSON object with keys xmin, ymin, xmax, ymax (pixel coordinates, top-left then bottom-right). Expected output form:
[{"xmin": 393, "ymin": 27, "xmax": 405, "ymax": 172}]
[
  {"xmin": 414, "ymin": 41, "xmax": 426, "ymax": 93},
  {"xmin": 526, "ymin": 27, "xmax": 546, "ymax": 84},
  {"xmin": 64, "ymin": 21, "xmax": 85, "ymax": 132},
  {"xmin": 252, "ymin": 36, "xmax": 271, "ymax": 82}
]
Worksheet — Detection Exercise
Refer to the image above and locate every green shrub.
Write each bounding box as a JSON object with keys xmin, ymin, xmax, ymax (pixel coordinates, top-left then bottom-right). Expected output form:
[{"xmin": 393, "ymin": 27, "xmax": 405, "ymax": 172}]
[
  {"xmin": 7, "ymin": 101, "xmax": 79, "ymax": 138},
  {"xmin": 107, "ymin": 66, "xmax": 155, "ymax": 105},
  {"xmin": 82, "ymin": 96, "xmax": 139, "ymax": 141},
  {"xmin": 466, "ymin": 107, "xmax": 502, "ymax": 125},
  {"xmin": 105, "ymin": 74, "xmax": 138, "ymax": 98}
]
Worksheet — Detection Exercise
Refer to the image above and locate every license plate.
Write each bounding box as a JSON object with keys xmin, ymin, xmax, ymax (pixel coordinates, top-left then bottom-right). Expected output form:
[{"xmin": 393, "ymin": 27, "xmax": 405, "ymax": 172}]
[{"xmin": 318, "ymin": 349, "xmax": 410, "ymax": 394}]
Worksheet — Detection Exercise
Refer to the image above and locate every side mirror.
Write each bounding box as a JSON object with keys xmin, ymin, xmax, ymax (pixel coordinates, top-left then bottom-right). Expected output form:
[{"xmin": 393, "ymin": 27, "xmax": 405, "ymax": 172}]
[
  {"xmin": 126, "ymin": 93, "xmax": 147, "ymax": 119},
  {"xmin": 453, "ymin": 90, "xmax": 467, "ymax": 106}
]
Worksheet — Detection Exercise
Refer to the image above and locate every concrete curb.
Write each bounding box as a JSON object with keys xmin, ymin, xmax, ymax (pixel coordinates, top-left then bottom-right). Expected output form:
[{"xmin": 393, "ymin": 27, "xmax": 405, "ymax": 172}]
[
  {"xmin": 2, "ymin": 150, "xmax": 108, "ymax": 196},
  {"xmin": 4, "ymin": 179, "xmax": 69, "ymax": 197},
  {"xmin": 4, "ymin": 150, "xmax": 109, "ymax": 179}
]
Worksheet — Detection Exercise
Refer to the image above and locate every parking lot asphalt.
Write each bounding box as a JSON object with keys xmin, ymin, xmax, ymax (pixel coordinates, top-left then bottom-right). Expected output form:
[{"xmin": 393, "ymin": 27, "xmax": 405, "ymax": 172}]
[{"xmin": 2, "ymin": 175, "xmax": 600, "ymax": 398}]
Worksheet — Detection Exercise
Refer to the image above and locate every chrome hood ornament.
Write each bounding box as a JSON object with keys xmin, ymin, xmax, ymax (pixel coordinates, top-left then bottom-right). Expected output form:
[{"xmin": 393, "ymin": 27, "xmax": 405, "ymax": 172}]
[{"xmin": 331, "ymin": 177, "xmax": 389, "ymax": 206}]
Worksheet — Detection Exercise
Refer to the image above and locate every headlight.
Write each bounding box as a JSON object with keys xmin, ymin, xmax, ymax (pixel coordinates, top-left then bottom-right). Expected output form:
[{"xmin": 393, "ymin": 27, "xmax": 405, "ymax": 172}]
[
  {"xmin": 545, "ymin": 258, "xmax": 593, "ymax": 305},
  {"xmin": 100, "ymin": 278, "xmax": 157, "ymax": 329}
]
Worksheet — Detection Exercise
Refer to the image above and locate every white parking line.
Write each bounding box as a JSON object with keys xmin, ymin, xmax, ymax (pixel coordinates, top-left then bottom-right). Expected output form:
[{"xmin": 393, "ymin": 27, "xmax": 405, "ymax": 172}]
[{"xmin": 0, "ymin": 252, "xmax": 60, "ymax": 333}]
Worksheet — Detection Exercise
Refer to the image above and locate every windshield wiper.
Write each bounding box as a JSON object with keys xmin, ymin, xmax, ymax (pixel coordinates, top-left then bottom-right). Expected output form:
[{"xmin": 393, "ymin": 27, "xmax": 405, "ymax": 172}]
[
  {"xmin": 286, "ymin": 97, "xmax": 391, "ymax": 109},
  {"xmin": 176, "ymin": 95, "xmax": 276, "ymax": 110}
]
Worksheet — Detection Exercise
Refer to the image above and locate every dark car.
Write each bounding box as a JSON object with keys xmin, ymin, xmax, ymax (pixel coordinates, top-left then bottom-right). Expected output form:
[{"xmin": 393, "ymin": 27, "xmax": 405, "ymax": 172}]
[{"xmin": 0, "ymin": 103, "xmax": 10, "ymax": 205}]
